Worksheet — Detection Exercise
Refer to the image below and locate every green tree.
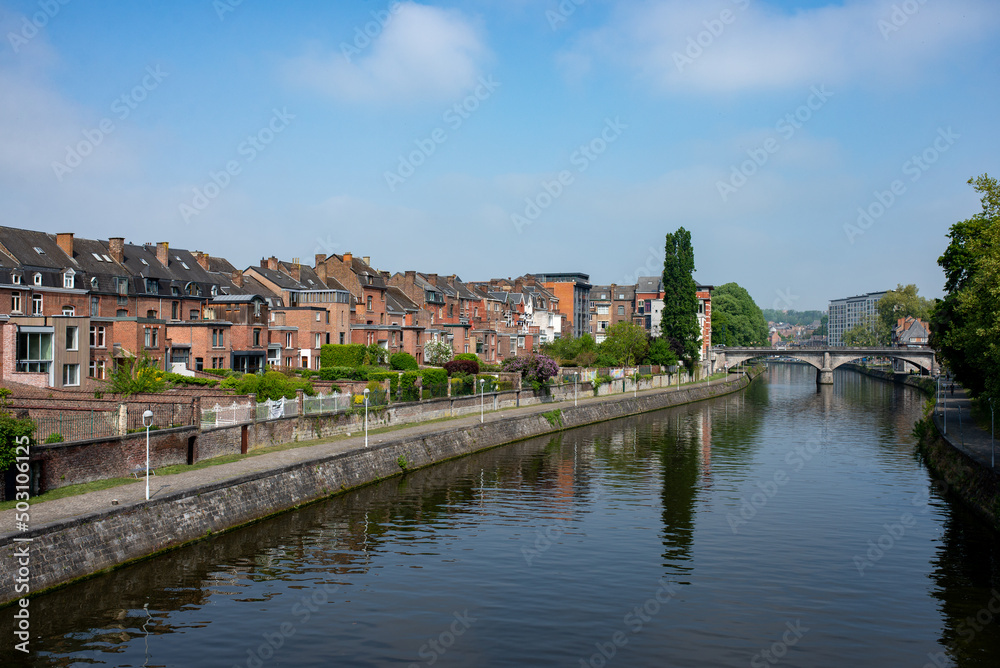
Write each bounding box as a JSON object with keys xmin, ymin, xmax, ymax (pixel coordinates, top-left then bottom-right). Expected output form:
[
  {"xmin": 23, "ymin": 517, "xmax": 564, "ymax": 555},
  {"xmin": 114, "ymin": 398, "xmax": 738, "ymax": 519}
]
[
  {"xmin": 599, "ymin": 322, "xmax": 649, "ymax": 366},
  {"xmin": 842, "ymin": 314, "xmax": 890, "ymax": 346},
  {"xmin": 812, "ymin": 315, "xmax": 829, "ymax": 337},
  {"xmin": 542, "ymin": 333, "xmax": 597, "ymax": 366},
  {"xmin": 660, "ymin": 227, "xmax": 701, "ymax": 367},
  {"xmin": 931, "ymin": 174, "xmax": 1000, "ymax": 399},
  {"xmin": 876, "ymin": 284, "xmax": 932, "ymax": 334},
  {"xmin": 645, "ymin": 337, "xmax": 679, "ymax": 366},
  {"xmin": 709, "ymin": 282, "xmax": 768, "ymax": 346}
]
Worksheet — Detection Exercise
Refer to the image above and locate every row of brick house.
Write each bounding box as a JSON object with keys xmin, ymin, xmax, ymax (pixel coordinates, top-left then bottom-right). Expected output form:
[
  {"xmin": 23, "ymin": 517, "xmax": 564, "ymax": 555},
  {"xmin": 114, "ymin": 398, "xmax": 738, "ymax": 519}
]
[{"xmin": 0, "ymin": 225, "xmax": 714, "ymax": 391}]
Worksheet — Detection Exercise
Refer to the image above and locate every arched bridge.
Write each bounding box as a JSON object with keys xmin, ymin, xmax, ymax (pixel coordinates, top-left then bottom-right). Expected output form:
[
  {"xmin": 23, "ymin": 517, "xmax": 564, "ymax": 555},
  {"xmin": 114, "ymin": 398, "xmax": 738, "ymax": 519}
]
[{"xmin": 711, "ymin": 347, "xmax": 938, "ymax": 385}]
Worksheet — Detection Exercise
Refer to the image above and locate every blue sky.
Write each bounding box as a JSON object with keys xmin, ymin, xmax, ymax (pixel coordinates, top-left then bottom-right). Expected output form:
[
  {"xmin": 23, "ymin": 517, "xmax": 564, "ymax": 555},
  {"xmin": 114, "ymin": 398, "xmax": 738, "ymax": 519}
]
[{"xmin": 1, "ymin": 0, "xmax": 997, "ymax": 310}]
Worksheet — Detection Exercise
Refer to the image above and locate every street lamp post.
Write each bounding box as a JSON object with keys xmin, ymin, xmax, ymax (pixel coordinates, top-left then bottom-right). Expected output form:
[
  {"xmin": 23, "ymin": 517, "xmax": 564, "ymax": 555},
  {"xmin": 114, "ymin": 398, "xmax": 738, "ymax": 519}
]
[
  {"xmin": 142, "ymin": 410, "xmax": 153, "ymax": 501},
  {"xmin": 574, "ymin": 374, "xmax": 578, "ymax": 407},
  {"xmin": 363, "ymin": 388, "xmax": 370, "ymax": 448},
  {"xmin": 480, "ymin": 378, "xmax": 485, "ymax": 423}
]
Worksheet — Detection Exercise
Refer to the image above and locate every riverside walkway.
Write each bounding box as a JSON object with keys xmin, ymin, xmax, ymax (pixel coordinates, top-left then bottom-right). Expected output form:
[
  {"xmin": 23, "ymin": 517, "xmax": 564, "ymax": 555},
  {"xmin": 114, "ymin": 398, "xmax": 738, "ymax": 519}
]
[
  {"xmin": 0, "ymin": 373, "xmax": 750, "ymax": 540},
  {"xmin": 933, "ymin": 382, "xmax": 998, "ymax": 471}
]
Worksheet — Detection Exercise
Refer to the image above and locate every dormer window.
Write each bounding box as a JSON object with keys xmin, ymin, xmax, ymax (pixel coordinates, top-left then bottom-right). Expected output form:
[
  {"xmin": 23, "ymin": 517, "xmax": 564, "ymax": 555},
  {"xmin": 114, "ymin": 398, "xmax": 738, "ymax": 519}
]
[
  {"xmin": 33, "ymin": 273, "xmax": 42, "ymax": 286},
  {"xmin": 11, "ymin": 272, "xmax": 21, "ymax": 285},
  {"xmin": 90, "ymin": 277, "xmax": 99, "ymax": 289},
  {"xmin": 210, "ymin": 285, "xmax": 218, "ymax": 297},
  {"xmin": 145, "ymin": 278, "xmax": 159, "ymax": 294},
  {"xmin": 63, "ymin": 270, "xmax": 75, "ymax": 289}
]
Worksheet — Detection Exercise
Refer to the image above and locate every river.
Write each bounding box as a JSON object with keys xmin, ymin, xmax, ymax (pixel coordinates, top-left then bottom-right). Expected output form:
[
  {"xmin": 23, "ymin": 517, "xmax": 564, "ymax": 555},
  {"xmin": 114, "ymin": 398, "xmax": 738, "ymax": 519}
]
[{"xmin": 5, "ymin": 363, "xmax": 1000, "ymax": 667}]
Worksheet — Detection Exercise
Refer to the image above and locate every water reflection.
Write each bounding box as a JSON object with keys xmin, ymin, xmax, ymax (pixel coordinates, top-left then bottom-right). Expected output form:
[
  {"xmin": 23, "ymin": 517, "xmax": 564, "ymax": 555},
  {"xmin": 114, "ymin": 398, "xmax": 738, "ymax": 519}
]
[{"xmin": 5, "ymin": 365, "xmax": 1000, "ymax": 667}]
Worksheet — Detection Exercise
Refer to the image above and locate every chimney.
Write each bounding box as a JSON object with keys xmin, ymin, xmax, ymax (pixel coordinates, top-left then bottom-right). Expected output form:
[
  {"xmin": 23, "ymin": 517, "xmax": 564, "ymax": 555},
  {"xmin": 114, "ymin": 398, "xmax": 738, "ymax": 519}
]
[
  {"xmin": 56, "ymin": 233, "xmax": 74, "ymax": 258},
  {"xmin": 290, "ymin": 259, "xmax": 301, "ymax": 282},
  {"xmin": 343, "ymin": 252, "xmax": 353, "ymax": 266},
  {"xmin": 194, "ymin": 251, "xmax": 210, "ymax": 271},
  {"xmin": 231, "ymin": 269, "xmax": 244, "ymax": 288},
  {"xmin": 405, "ymin": 270, "xmax": 416, "ymax": 285},
  {"xmin": 156, "ymin": 242, "xmax": 169, "ymax": 267},
  {"xmin": 315, "ymin": 254, "xmax": 327, "ymax": 283},
  {"xmin": 427, "ymin": 273, "xmax": 438, "ymax": 286},
  {"xmin": 267, "ymin": 256, "xmax": 279, "ymax": 271},
  {"xmin": 108, "ymin": 237, "xmax": 125, "ymax": 264},
  {"xmin": 362, "ymin": 256, "xmax": 370, "ymax": 267}
]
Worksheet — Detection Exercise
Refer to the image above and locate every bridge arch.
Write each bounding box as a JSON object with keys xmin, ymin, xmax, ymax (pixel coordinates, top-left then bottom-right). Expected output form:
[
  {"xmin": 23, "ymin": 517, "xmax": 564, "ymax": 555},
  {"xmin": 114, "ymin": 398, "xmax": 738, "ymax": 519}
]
[{"xmin": 712, "ymin": 347, "xmax": 937, "ymax": 384}]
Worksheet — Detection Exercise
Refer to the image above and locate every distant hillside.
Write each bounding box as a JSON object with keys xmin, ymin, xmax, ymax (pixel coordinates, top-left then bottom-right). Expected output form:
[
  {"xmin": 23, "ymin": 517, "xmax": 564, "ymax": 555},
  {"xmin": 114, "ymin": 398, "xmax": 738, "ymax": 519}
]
[{"xmin": 761, "ymin": 309, "xmax": 825, "ymax": 326}]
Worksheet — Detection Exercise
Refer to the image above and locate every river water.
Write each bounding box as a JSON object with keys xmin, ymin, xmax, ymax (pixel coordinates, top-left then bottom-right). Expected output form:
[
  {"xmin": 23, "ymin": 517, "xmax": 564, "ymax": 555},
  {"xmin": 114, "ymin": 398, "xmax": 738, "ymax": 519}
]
[{"xmin": 6, "ymin": 363, "xmax": 1000, "ymax": 667}]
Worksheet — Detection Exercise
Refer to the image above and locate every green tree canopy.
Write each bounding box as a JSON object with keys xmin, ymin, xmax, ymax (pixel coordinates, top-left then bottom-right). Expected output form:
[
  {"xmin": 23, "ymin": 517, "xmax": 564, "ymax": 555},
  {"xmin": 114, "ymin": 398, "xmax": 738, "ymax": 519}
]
[
  {"xmin": 660, "ymin": 227, "xmax": 700, "ymax": 367},
  {"xmin": 931, "ymin": 174, "xmax": 1000, "ymax": 400},
  {"xmin": 645, "ymin": 337, "xmax": 679, "ymax": 367},
  {"xmin": 842, "ymin": 314, "xmax": 890, "ymax": 346},
  {"xmin": 599, "ymin": 322, "xmax": 649, "ymax": 367},
  {"xmin": 876, "ymin": 284, "xmax": 933, "ymax": 334},
  {"xmin": 710, "ymin": 283, "xmax": 768, "ymax": 346},
  {"xmin": 542, "ymin": 333, "xmax": 597, "ymax": 366}
]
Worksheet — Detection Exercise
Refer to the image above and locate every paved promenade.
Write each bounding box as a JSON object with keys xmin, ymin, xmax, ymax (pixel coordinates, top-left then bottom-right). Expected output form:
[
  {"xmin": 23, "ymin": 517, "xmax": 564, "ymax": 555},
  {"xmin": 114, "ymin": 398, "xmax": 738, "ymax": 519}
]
[
  {"xmin": 932, "ymin": 381, "xmax": 998, "ymax": 471},
  {"xmin": 1, "ymin": 373, "xmax": 748, "ymax": 539}
]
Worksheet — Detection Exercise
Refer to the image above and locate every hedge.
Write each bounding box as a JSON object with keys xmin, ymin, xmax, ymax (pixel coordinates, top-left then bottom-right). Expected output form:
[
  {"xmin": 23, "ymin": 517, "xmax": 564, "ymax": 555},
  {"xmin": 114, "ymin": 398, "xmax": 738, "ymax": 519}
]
[
  {"xmin": 320, "ymin": 344, "xmax": 368, "ymax": 368},
  {"xmin": 163, "ymin": 372, "xmax": 219, "ymax": 387},
  {"xmin": 367, "ymin": 371, "xmax": 400, "ymax": 397},
  {"xmin": 454, "ymin": 353, "xmax": 479, "ymax": 362}
]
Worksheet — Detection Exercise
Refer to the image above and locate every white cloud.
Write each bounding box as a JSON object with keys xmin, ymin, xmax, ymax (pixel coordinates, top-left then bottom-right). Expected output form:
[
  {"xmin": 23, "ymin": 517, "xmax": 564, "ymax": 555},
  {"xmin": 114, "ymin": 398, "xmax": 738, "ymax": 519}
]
[
  {"xmin": 284, "ymin": 3, "xmax": 488, "ymax": 104},
  {"xmin": 560, "ymin": 0, "xmax": 1000, "ymax": 93}
]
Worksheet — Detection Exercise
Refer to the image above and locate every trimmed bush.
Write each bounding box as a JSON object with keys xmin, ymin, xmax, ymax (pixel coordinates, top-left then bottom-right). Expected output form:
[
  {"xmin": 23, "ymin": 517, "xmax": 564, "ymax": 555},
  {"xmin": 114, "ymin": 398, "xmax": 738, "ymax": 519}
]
[
  {"xmin": 201, "ymin": 368, "xmax": 231, "ymax": 377},
  {"xmin": 163, "ymin": 372, "xmax": 219, "ymax": 388},
  {"xmin": 318, "ymin": 366, "xmax": 368, "ymax": 381},
  {"xmin": 224, "ymin": 371, "xmax": 315, "ymax": 401},
  {"xmin": 399, "ymin": 371, "xmax": 421, "ymax": 402},
  {"xmin": 454, "ymin": 353, "xmax": 479, "ymax": 362},
  {"xmin": 367, "ymin": 371, "xmax": 400, "ymax": 397},
  {"xmin": 420, "ymin": 368, "xmax": 447, "ymax": 385},
  {"xmin": 320, "ymin": 344, "xmax": 368, "ymax": 368},
  {"xmin": 389, "ymin": 352, "xmax": 418, "ymax": 371},
  {"xmin": 444, "ymin": 359, "xmax": 480, "ymax": 376}
]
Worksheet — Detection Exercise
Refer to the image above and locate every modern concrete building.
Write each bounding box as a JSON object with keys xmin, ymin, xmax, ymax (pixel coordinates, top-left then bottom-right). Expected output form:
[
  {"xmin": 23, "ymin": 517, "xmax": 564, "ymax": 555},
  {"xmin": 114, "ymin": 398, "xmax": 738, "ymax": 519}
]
[
  {"xmin": 531, "ymin": 272, "xmax": 591, "ymax": 339},
  {"xmin": 827, "ymin": 291, "xmax": 887, "ymax": 346}
]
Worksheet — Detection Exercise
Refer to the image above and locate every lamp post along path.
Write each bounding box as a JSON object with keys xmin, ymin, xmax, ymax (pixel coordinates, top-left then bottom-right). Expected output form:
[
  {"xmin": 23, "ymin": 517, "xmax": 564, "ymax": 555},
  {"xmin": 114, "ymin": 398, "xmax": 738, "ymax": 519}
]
[
  {"xmin": 142, "ymin": 410, "xmax": 154, "ymax": 501},
  {"xmin": 363, "ymin": 388, "xmax": 370, "ymax": 448}
]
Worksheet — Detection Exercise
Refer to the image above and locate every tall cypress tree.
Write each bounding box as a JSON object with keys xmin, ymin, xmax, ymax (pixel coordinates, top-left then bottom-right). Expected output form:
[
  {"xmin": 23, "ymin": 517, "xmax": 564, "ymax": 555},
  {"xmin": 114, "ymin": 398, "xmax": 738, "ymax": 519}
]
[{"xmin": 660, "ymin": 227, "xmax": 701, "ymax": 368}]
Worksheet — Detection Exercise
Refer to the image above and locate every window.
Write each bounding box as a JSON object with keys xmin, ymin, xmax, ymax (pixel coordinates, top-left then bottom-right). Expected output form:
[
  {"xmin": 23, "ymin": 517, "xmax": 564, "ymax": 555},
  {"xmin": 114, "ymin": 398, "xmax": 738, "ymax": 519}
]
[
  {"xmin": 147, "ymin": 310, "xmax": 157, "ymax": 319},
  {"xmin": 315, "ymin": 333, "xmax": 321, "ymax": 349},
  {"xmin": 31, "ymin": 294, "xmax": 42, "ymax": 315},
  {"xmin": 171, "ymin": 302, "xmax": 178, "ymax": 319},
  {"xmin": 325, "ymin": 333, "xmax": 330, "ymax": 344},
  {"xmin": 253, "ymin": 328, "xmax": 261, "ymax": 347},
  {"xmin": 339, "ymin": 332, "xmax": 345, "ymax": 344},
  {"xmin": 510, "ymin": 337, "xmax": 516, "ymax": 354},
  {"xmin": 89, "ymin": 359, "xmax": 106, "ymax": 380},
  {"xmin": 116, "ymin": 309, "xmax": 128, "ymax": 318},
  {"xmin": 11, "ymin": 292, "xmax": 21, "ymax": 313},
  {"xmin": 518, "ymin": 336, "xmax": 525, "ymax": 348},
  {"xmin": 90, "ymin": 296, "xmax": 99, "ymax": 317},
  {"xmin": 62, "ymin": 364, "xmax": 80, "ymax": 386},
  {"xmin": 448, "ymin": 304, "xmax": 454, "ymax": 317},
  {"xmin": 195, "ymin": 358, "xmax": 203, "ymax": 371},
  {"xmin": 12, "ymin": 272, "xmax": 21, "ymax": 285},
  {"xmin": 90, "ymin": 326, "xmax": 106, "ymax": 348},
  {"xmin": 63, "ymin": 271, "xmax": 74, "ymax": 289},
  {"xmin": 285, "ymin": 332, "xmax": 293, "ymax": 349},
  {"xmin": 33, "ymin": 273, "xmax": 42, "ymax": 286},
  {"xmin": 315, "ymin": 312, "xmax": 321, "ymax": 322},
  {"xmin": 65, "ymin": 326, "xmax": 78, "ymax": 351},
  {"xmin": 597, "ymin": 305, "xmax": 609, "ymax": 315},
  {"xmin": 211, "ymin": 285, "xmax": 218, "ymax": 297},
  {"xmin": 91, "ymin": 277, "xmax": 99, "ymax": 289},
  {"xmin": 17, "ymin": 331, "xmax": 53, "ymax": 373},
  {"xmin": 145, "ymin": 278, "xmax": 159, "ymax": 294},
  {"xmin": 212, "ymin": 329, "xmax": 224, "ymax": 348},
  {"xmin": 190, "ymin": 309, "xmax": 199, "ymax": 321},
  {"xmin": 113, "ymin": 277, "xmax": 128, "ymax": 294},
  {"xmin": 144, "ymin": 327, "xmax": 159, "ymax": 348},
  {"xmin": 117, "ymin": 295, "xmax": 128, "ymax": 306},
  {"xmin": 366, "ymin": 295, "xmax": 373, "ymax": 311},
  {"xmin": 618, "ymin": 305, "xmax": 625, "ymax": 316}
]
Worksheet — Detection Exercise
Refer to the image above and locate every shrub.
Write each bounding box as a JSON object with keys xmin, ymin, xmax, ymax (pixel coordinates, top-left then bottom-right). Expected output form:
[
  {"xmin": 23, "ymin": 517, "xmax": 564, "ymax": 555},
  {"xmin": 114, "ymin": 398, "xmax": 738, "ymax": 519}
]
[
  {"xmin": 44, "ymin": 433, "xmax": 64, "ymax": 444},
  {"xmin": 320, "ymin": 344, "xmax": 368, "ymax": 368},
  {"xmin": 163, "ymin": 372, "xmax": 219, "ymax": 388},
  {"xmin": 110, "ymin": 351, "xmax": 165, "ymax": 397},
  {"xmin": 367, "ymin": 371, "xmax": 400, "ymax": 397},
  {"xmin": 201, "ymin": 368, "xmax": 231, "ymax": 377},
  {"xmin": 225, "ymin": 371, "xmax": 315, "ymax": 401},
  {"xmin": 0, "ymin": 388, "xmax": 34, "ymax": 469},
  {"xmin": 318, "ymin": 366, "xmax": 368, "ymax": 381},
  {"xmin": 502, "ymin": 353, "xmax": 559, "ymax": 386},
  {"xmin": 444, "ymin": 359, "xmax": 480, "ymax": 376},
  {"xmin": 399, "ymin": 371, "xmax": 421, "ymax": 402},
  {"xmin": 454, "ymin": 353, "xmax": 479, "ymax": 362},
  {"xmin": 389, "ymin": 352, "xmax": 418, "ymax": 371},
  {"xmin": 424, "ymin": 340, "xmax": 453, "ymax": 366},
  {"xmin": 420, "ymin": 367, "xmax": 448, "ymax": 398}
]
